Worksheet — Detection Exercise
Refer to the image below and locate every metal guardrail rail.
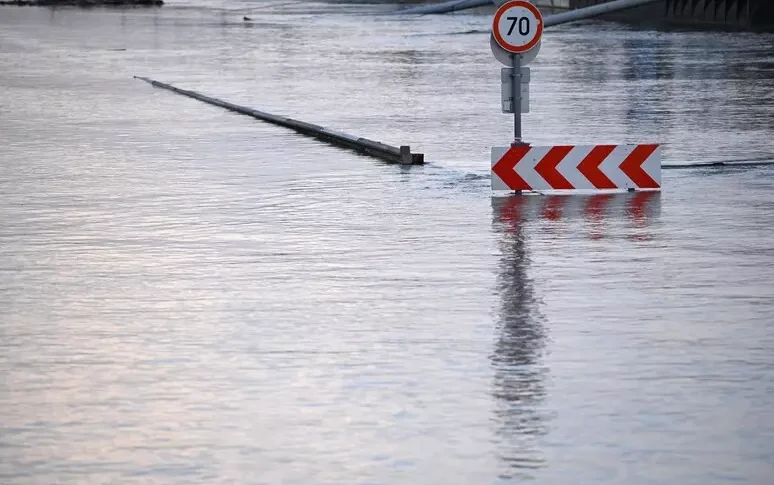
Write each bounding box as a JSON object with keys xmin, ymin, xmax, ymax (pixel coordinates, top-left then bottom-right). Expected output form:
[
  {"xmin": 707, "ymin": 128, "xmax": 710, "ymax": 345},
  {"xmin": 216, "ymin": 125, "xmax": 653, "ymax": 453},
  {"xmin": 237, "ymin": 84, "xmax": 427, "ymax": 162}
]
[{"xmin": 134, "ymin": 76, "xmax": 424, "ymax": 165}]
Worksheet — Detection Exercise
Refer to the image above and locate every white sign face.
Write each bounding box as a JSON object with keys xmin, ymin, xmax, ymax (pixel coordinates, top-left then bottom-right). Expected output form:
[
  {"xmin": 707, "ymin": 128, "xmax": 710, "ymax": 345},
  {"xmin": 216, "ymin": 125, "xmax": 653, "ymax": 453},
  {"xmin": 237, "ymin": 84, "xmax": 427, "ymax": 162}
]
[
  {"xmin": 492, "ymin": 0, "xmax": 544, "ymax": 54},
  {"xmin": 490, "ymin": 34, "xmax": 541, "ymax": 67},
  {"xmin": 501, "ymin": 83, "xmax": 529, "ymax": 113},
  {"xmin": 501, "ymin": 67, "xmax": 530, "ymax": 113}
]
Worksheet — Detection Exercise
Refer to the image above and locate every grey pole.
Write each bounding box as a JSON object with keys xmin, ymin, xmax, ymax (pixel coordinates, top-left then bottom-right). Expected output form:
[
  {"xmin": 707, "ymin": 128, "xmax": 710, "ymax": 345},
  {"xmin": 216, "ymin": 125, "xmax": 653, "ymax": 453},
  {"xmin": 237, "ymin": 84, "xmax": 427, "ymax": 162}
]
[
  {"xmin": 511, "ymin": 53, "xmax": 523, "ymax": 146},
  {"xmin": 392, "ymin": 0, "xmax": 661, "ymax": 23},
  {"xmin": 542, "ymin": 0, "xmax": 661, "ymax": 27}
]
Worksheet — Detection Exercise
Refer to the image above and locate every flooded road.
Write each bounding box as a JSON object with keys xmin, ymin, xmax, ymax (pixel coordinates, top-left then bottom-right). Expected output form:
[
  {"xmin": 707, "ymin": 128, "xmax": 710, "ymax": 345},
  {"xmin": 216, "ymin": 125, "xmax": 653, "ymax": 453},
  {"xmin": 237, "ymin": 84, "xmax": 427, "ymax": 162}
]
[{"xmin": 1, "ymin": 2, "xmax": 773, "ymax": 484}]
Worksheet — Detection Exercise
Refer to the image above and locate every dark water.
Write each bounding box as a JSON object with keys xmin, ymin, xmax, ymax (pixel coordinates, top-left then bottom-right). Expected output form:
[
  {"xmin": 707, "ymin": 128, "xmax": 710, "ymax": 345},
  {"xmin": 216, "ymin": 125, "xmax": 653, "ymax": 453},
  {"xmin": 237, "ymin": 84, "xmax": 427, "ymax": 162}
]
[{"xmin": 1, "ymin": 2, "xmax": 774, "ymax": 484}]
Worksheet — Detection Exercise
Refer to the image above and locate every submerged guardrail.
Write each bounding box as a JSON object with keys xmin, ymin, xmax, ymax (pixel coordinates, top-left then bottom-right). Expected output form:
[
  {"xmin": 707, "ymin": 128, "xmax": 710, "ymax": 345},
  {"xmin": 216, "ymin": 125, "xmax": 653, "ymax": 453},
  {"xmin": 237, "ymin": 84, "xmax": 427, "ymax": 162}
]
[{"xmin": 134, "ymin": 76, "xmax": 424, "ymax": 165}]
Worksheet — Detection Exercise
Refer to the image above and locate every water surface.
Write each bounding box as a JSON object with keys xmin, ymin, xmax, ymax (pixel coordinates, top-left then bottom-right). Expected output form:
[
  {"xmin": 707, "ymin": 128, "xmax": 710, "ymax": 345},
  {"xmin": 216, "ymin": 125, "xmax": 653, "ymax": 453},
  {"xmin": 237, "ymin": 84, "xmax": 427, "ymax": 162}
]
[{"xmin": 1, "ymin": 3, "xmax": 773, "ymax": 484}]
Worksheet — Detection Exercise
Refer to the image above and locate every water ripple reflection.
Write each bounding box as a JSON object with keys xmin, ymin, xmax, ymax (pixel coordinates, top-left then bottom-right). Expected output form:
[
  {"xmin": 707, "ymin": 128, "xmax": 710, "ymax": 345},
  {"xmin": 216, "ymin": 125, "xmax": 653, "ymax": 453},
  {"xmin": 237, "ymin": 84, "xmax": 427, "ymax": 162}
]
[{"xmin": 491, "ymin": 196, "xmax": 549, "ymax": 480}]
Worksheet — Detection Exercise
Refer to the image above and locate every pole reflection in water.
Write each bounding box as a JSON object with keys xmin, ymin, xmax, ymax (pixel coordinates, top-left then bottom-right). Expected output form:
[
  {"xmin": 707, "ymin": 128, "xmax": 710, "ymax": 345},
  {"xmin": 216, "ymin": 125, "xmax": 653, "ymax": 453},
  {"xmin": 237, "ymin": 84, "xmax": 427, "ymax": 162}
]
[
  {"xmin": 489, "ymin": 191, "xmax": 661, "ymax": 480},
  {"xmin": 490, "ymin": 195, "xmax": 549, "ymax": 481}
]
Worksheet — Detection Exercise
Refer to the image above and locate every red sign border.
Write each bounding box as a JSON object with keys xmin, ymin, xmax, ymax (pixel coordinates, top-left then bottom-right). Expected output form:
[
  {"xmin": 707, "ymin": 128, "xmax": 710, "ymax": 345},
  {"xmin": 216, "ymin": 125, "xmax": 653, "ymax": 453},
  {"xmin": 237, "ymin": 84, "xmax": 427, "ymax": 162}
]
[{"xmin": 492, "ymin": 0, "xmax": 544, "ymax": 54}]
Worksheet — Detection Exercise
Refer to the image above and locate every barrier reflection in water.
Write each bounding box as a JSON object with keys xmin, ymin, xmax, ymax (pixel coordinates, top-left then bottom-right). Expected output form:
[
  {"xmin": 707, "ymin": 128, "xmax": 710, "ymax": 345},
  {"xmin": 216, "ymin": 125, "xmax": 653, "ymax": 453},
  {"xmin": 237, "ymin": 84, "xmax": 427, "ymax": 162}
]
[
  {"xmin": 490, "ymin": 194, "xmax": 549, "ymax": 481},
  {"xmin": 492, "ymin": 191, "xmax": 662, "ymax": 240},
  {"xmin": 488, "ymin": 191, "xmax": 661, "ymax": 480}
]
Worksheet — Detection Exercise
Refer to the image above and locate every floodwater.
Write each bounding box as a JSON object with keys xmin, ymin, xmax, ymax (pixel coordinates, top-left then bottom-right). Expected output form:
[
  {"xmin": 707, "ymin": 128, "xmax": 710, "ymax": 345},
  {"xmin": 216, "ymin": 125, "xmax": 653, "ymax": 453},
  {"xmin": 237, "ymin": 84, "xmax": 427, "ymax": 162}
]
[{"xmin": 1, "ymin": 2, "xmax": 773, "ymax": 484}]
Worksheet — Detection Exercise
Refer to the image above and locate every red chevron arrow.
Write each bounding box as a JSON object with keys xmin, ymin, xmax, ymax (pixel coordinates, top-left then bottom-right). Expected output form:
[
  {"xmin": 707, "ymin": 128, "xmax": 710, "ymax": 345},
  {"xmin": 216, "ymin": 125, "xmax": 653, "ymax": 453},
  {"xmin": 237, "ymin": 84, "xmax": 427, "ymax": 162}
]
[
  {"xmin": 578, "ymin": 145, "xmax": 616, "ymax": 189},
  {"xmin": 535, "ymin": 146, "xmax": 574, "ymax": 190},
  {"xmin": 620, "ymin": 144, "xmax": 659, "ymax": 188},
  {"xmin": 492, "ymin": 145, "xmax": 532, "ymax": 190}
]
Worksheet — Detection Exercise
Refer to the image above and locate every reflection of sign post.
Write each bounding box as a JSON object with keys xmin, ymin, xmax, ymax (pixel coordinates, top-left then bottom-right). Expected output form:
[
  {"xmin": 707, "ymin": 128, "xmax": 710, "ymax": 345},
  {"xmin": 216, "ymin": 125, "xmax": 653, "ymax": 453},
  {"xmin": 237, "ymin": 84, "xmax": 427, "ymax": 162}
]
[{"xmin": 491, "ymin": 0, "xmax": 543, "ymax": 146}]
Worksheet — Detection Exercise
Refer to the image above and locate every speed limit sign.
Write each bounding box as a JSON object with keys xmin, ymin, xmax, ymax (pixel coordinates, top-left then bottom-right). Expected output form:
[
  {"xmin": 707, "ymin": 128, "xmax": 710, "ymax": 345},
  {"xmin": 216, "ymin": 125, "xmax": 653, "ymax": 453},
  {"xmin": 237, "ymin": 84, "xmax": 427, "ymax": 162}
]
[{"xmin": 492, "ymin": 0, "xmax": 544, "ymax": 54}]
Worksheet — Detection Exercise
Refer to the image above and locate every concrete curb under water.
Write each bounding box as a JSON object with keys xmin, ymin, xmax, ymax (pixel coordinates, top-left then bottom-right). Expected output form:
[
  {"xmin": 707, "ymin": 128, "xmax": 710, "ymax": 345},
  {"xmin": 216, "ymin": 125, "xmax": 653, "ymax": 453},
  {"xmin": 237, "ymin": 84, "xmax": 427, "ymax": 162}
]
[{"xmin": 134, "ymin": 76, "xmax": 424, "ymax": 165}]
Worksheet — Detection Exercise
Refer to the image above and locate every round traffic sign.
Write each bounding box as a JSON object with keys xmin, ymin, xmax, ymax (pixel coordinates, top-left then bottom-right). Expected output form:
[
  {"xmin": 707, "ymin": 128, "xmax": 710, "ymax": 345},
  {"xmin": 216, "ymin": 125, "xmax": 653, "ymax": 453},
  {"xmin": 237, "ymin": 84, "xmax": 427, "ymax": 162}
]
[{"xmin": 492, "ymin": 0, "xmax": 544, "ymax": 54}]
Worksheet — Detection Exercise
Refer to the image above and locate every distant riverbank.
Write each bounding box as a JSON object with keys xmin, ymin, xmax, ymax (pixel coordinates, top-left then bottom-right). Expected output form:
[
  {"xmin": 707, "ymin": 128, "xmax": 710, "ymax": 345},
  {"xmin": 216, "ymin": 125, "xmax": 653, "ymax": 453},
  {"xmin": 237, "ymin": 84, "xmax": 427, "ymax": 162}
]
[{"xmin": 0, "ymin": 0, "xmax": 161, "ymax": 5}]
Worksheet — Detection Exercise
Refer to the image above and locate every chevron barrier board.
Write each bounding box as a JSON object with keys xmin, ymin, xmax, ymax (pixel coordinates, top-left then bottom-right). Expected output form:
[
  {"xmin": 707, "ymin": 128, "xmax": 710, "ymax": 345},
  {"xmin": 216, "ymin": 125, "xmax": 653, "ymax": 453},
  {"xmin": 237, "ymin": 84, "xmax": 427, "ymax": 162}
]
[{"xmin": 491, "ymin": 144, "xmax": 661, "ymax": 191}]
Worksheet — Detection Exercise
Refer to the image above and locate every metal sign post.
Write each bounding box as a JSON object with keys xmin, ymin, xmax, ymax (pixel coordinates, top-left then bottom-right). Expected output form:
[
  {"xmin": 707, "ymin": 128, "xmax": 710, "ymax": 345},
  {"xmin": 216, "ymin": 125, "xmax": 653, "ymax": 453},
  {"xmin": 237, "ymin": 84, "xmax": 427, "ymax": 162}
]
[
  {"xmin": 511, "ymin": 53, "xmax": 523, "ymax": 146},
  {"xmin": 491, "ymin": 0, "xmax": 543, "ymax": 147}
]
